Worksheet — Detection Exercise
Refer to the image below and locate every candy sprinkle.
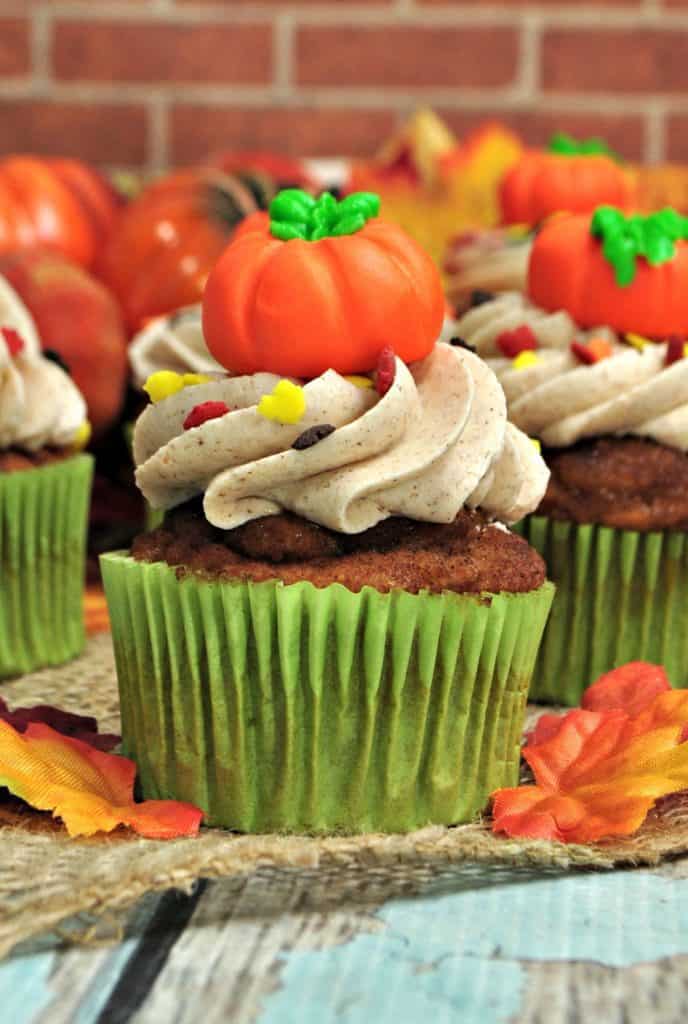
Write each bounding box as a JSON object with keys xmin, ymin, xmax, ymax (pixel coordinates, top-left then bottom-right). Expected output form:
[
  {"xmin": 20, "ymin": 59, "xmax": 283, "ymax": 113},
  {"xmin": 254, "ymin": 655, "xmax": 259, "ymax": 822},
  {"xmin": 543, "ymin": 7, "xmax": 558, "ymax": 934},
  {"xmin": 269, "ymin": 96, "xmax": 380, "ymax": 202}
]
[
  {"xmin": 449, "ymin": 336, "xmax": 477, "ymax": 352},
  {"xmin": 2, "ymin": 327, "xmax": 24, "ymax": 357},
  {"xmin": 72, "ymin": 421, "xmax": 92, "ymax": 451},
  {"xmin": 625, "ymin": 332, "xmax": 650, "ymax": 351},
  {"xmin": 571, "ymin": 337, "xmax": 613, "ymax": 365},
  {"xmin": 530, "ymin": 437, "xmax": 542, "ymax": 453},
  {"xmin": 258, "ymin": 380, "xmax": 306, "ymax": 424},
  {"xmin": 43, "ymin": 348, "xmax": 70, "ymax": 373},
  {"xmin": 292, "ymin": 423, "xmax": 336, "ymax": 450},
  {"xmin": 143, "ymin": 370, "xmax": 211, "ymax": 403},
  {"xmin": 666, "ymin": 336, "xmax": 688, "ymax": 366},
  {"xmin": 375, "ymin": 346, "xmax": 396, "ymax": 397},
  {"xmin": 344, "ymin": 375, "xmax": 374, "ymax": 389},
  {"xmin": 183, "ymin": 401, "xmax": 230, "ymax": 430},
  {"xmin": 512, "ymin": 350, "xmax": 540, "ymax": 370},
  {"xmin": 497, "ymin": 325, "xmax": 538, "ymax": 358}
]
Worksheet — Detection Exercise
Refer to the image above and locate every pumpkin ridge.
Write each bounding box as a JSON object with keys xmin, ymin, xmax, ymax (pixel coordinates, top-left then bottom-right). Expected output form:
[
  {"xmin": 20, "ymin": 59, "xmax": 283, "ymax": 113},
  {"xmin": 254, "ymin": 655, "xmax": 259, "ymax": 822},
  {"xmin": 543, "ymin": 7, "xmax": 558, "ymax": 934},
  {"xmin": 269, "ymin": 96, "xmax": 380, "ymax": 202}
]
[{"xmin": 363, "ymin": 226, "xmax": 435, "ymax": 335}]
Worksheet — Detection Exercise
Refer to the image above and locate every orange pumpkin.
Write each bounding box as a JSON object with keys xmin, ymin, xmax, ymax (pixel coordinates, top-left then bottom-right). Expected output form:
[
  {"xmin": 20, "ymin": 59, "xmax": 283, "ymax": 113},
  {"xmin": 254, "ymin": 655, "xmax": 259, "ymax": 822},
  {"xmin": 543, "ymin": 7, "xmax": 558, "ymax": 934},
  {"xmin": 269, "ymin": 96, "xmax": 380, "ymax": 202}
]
[
  {"xmin": 98, "ymin": 168, "xmax": 267, "ymax": 333},
  {"xmin": 528, "ymin": 212, "xmax": 688, "ymax": 337},
  {"xmin": 501, "ymin": 151, "xmax": 634, "ymax": 226},
  {"xmin": 0, "ymin": 156, "xmax": 119, "ymax": 269},
  {"xmin": 202, "ymin": 191, "xmax": 445, "ymax": 378}
]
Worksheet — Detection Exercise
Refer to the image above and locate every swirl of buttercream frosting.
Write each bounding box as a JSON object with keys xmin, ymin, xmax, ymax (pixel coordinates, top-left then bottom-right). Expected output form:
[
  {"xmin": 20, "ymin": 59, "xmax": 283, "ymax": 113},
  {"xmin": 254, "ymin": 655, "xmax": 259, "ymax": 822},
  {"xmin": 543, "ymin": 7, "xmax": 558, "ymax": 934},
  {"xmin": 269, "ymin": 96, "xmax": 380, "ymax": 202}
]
[
  {"xmin": 0, "ymin": 277, "xmax": 87, "ymax": 452},
  {"xmin": 455, "ymin": 291, "xmax": 688, "ymax": 451},
  {"xmin": 133, "ymin": 344, "xmax": 549, "ymax": 532},
  {"xmin": 444, "ymin": 231, "xmax": 532, "ymax": 313}
]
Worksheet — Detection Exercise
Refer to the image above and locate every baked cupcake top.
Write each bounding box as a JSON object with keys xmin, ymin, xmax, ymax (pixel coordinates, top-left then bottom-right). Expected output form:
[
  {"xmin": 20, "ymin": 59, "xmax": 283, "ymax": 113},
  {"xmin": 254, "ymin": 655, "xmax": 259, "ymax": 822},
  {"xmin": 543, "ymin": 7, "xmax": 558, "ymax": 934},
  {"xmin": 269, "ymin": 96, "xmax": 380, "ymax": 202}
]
[
  {"xmin": 0, "ymin": 277, "xmax": 88, "ymax": 453},
  {"xmin": 133, "ymin": 189, "xmax": 550, "ymax": 532},
  {"xmin": 455, "ymin": 207, "xmax": 688, "ymax": 450}
]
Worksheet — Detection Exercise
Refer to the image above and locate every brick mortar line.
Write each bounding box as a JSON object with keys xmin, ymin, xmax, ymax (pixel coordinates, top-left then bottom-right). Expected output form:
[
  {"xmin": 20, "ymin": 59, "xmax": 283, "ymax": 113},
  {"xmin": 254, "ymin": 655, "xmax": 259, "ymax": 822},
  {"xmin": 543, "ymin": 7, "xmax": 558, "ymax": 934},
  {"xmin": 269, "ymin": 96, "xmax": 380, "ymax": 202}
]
[
  {"xmin": 515, "ymin": 12, "xmax": 542, "ymax": 102},
  {"xmin": 645, "ymin": 102, "xmax": 668, "ymax": 162},
  {"xmin": 273, "ymin": 12, "xmax": 293, "ymax": 95},
  {"xmin": 29, "ymin": 5, "xmax": 51, "ymax": 88},
  {"xmin": 148, "ymin": 96, "xmax": 169, "ymax": 174},
  {"xmin": 3, "ymin": 80, "xmax": 687, "ymax": 116},
  {"xmin": 31, "ymin": 4, "xmax": 688, "ymax": 28}
]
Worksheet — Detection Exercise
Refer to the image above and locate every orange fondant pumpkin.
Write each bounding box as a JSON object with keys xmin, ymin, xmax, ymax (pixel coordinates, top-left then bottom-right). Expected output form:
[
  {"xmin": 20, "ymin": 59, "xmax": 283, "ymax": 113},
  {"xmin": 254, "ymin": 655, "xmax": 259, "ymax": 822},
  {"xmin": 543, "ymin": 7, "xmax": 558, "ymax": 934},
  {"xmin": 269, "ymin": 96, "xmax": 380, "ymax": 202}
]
[
  {"xmin": 501, "ymin": 151, "xmax": 634, "ymax": 226},
  {"xmin": 203, "ymin": 203, "xmax": 445, "ymax": 378},
  {"xmin": 0, "ymin": 156, "xmax": 120, "ymax": 269},
  {"xmin": 528, "ymin": 213, "xmax": 688, "ymax": 337}
]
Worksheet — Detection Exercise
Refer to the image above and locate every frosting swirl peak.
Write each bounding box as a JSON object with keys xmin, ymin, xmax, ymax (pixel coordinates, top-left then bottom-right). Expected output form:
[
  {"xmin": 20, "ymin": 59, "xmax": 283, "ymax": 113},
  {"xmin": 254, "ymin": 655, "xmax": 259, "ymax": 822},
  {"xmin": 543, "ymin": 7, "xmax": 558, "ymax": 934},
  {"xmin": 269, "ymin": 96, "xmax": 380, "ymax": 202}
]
[{"xmin": 134, "ymin": 344, "xmax": 549, "ymax": 532}]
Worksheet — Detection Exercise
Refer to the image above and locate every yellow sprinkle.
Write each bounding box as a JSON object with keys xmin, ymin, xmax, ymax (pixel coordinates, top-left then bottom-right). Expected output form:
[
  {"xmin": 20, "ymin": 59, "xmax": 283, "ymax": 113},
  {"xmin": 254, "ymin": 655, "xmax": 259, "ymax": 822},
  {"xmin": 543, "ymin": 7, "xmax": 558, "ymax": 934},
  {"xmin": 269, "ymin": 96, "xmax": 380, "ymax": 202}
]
[
  {"xmin": 530, "ymin": 437, "xmax": 541, "ymax": 454},
  {"xmin": 143, "ymin": 370, "xmax": 185, "ymax": 403},
  {"xmin": 504, "ymin": 223, "xmax": 530, "ymax": 240},
  {"xmin": 684, "ymin": 344, "xmax": 688, "ymax": 359},
  {"xmin": 625, "ymin": 332, "xmax": 650, "ymax": 351},
  {"xmin": 257, "ymin": 380, "xmax": 306, "ymax": 424},
  {"xmin": 72, "ymin": 420, "xmax": 92, "ymax": 451},
  {"xmin": 512, "ymin": 351, "xmax": 539, "ymax": 370},
  {"xmin": 344, "ymin": 375, "xmax": 374, "ymax": 389},
  {"xmin": 182, "ymin": 373, "xmax": 211, "ymax": 387}
]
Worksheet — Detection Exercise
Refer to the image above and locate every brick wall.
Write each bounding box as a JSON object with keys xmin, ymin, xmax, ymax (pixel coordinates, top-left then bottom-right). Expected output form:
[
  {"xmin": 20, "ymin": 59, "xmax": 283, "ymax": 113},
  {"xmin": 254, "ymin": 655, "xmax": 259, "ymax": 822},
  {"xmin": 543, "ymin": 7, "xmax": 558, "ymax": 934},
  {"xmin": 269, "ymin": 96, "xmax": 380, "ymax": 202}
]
[{"xmin": 1, "ymin": 0, "xmax": 688, "ymax": 173}]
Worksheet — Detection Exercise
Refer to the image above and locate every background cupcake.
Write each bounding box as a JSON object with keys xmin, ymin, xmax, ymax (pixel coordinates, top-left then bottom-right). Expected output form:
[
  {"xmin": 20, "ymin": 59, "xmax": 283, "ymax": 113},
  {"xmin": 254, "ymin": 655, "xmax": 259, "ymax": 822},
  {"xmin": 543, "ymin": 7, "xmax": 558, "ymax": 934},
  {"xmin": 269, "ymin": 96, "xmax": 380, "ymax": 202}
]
[
  {"xmin": 0, "ymin": 276, "xmax": 92, "ymax": 677},
  {"xmin": 102, "ymin": 190, "xmax": 553, "ymax": 834},
  {"xmin": 455, "ymin": 206, "xmax": 688, "ymax": 704}
]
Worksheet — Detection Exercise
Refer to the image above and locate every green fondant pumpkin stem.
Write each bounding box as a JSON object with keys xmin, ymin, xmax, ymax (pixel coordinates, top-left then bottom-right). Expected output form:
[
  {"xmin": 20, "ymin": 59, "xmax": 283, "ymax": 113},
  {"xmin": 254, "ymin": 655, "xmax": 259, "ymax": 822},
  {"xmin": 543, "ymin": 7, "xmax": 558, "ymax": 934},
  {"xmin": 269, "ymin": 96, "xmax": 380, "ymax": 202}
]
[
  {"xmin": 591, "ymin": 205, "xmax": 688, "ymax": 286},
  {"xmin": 548, "ymin": 132, "xmax": 621, "ymax": 162},
  {"xmin": 269, "ymin": 189, "xmax": 381, "ymax": 242}
]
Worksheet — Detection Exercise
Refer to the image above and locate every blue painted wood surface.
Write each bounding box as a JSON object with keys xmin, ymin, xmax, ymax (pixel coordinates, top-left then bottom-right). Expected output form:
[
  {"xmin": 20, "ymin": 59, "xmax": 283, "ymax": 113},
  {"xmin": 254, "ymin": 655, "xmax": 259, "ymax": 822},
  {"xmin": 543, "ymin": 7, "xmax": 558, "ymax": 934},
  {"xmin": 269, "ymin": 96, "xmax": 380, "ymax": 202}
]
[{"xmin": 3, "ymin": 861, "xmax": 688, "ymax": 1024}]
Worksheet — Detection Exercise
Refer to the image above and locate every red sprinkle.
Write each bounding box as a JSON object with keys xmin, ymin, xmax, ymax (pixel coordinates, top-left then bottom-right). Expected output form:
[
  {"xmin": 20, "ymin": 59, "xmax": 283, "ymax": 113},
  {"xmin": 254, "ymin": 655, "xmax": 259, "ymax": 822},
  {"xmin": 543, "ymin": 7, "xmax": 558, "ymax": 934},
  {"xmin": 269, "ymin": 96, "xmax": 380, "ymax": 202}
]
[
  {"xmin": 183, "ymin": 401, "xmax": 230, "ymax": 430},
  {"xmin": 571, "ymin": 342, "xmax": 597, "ymax": 365},
  {"xmin": 2, "ymin": 327, "xmax": 25, "ymax": 357},
  {"xmin": 666, "ymin": 335, "xmax": 687, "ymax": 366},
  {"xmin": 375, "ymin": 346, "xmax": 396, "ymax": 397},
  {"xmin": 496, "ymin": 325, "xmax": 538, "ymax": 358}
]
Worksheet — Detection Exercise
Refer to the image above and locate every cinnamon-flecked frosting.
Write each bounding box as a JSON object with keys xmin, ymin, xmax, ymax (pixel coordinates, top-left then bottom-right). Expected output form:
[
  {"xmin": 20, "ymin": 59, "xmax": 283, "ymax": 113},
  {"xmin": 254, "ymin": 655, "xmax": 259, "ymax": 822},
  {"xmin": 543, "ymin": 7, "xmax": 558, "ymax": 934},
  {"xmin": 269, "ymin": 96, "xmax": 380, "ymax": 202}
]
[
  {"xmin": 455, "ymin": 292, "xmax": 688, "ymax": 451},
  {"xmin": 133, "ymin": 344, "xmax": 549, "ymax": 532},
  {"xmin": 0, "ymin": 277, "xmax": 87, "ymax": 452},
  {"xmin": 444, "ymin": 230, "xmax": 532, "ymax": 312}
]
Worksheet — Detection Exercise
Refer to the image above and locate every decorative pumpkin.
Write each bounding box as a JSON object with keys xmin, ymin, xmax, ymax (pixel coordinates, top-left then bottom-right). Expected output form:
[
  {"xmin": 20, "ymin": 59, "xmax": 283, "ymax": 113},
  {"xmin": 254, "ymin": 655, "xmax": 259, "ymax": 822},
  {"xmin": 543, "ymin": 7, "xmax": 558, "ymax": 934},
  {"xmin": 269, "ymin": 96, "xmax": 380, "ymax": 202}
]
[
  {"xmin": 500, "ymin": 140, "xmax": 634, "ymax": 226},
  {"xmin": 0, "ymin": 249, "xmax": 128, "ymax": 435},
  {"xmin": 203, "ymin": 189, "xmax": 445, "ymax": 378},
  {"xmin": 210, "ymin": 151, "xmax": 317, "ymax": 191},
  {"xmin": 528, "ymin": 208, "xmax": 688, "ymax": 337},
  {"xmin": 98, "ymin": 168, "xmax": 270, "ymax": 333},
  {"xmin": 0, "ymin": 156, "xmax": 120, "ymax": 269}
]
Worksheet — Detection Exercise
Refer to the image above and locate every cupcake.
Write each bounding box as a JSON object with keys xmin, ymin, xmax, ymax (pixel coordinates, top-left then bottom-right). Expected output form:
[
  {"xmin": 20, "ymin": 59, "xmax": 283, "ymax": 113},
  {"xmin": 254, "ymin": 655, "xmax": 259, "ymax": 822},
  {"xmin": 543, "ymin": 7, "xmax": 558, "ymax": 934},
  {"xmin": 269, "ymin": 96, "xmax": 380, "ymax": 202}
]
[
  {"xmin": 444, "ymin": 134, "xmax": 634, "ymax": 315},
  {"xmin": 0, "ymin": 277, "xmax": 93, "ymax": 678},
  {"xmin": 102, "ymin": 190, "xmax": 553, "ymax": 834},
  {"xmin": 455, "ymin": 205, "xmax": 688, "ymax": 704}
]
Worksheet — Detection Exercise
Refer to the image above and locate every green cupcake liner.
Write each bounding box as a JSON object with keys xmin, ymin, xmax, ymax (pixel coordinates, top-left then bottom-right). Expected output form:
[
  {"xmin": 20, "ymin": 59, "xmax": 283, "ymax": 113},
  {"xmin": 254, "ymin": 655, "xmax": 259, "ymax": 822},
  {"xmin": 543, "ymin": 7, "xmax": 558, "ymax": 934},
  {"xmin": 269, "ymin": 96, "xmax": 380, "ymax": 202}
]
[
  {"xmin": 101, "ymin": 551, "xmax": 554, "ymax": 834},
  {"xmin": 0, "ymin": 454, "xmax": 93, "ymax": 679},
  {"xmin": 517, "ymin": 516, "xmax": 688, "ymax": 705}
]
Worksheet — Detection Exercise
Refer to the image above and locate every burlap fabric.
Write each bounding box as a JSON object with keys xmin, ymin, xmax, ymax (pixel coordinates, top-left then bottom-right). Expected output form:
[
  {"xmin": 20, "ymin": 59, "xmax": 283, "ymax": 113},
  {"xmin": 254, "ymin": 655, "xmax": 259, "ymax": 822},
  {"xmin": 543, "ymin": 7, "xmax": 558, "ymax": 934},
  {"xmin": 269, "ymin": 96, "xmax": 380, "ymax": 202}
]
[{"xmin": 3, "ymin": 633, "xmax": 688, "ymax": 959}]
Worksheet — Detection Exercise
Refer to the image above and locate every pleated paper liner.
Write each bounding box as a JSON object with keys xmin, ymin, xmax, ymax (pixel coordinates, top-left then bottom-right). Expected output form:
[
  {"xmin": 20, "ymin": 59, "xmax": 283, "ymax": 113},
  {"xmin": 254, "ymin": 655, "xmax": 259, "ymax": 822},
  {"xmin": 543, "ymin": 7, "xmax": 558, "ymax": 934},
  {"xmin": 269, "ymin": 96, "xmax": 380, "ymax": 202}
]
[
  {"xmin": 6, "ymin": 632, "xmax": 688, "ymax": 961},
  {"xmin": 0, "ymin": 454, "xmax": 93, "ymax": 679},
  {"xmin": 517, "ymin": 516, "xmax": 688, "ymax": 705},
  {"xmin": 101, "ymin": 552, "xmax": 554, "ymax": 834}
]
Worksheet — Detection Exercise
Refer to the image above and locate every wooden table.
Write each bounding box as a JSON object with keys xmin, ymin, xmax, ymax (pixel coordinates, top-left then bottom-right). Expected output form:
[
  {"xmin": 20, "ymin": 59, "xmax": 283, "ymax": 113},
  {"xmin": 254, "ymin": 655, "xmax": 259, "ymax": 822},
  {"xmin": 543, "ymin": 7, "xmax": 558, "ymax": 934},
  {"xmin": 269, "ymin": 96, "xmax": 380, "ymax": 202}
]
[{"xmin": 3, "ymin": 856, "xmax": 688, "ymax": 1023}]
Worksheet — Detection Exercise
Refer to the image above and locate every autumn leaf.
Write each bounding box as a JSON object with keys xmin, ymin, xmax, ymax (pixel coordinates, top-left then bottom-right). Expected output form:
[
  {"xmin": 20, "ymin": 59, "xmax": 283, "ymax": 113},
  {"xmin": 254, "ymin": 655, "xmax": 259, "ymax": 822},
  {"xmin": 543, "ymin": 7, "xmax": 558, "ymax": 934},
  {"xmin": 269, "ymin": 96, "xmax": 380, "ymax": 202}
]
[
  {"xmin": 0, "ymin": 720, "xmax": 202, "ymax": 839},
  {"xmin": 492, "ymin": 662, "xmax": 688, "ymax": 844},
  {"xmin": 582, "ymin": 662, "xmax": 671, "ymax": 716},
  {"xmin": 0, "ymin": 697, "xmax": 120, "ymax": 752}
]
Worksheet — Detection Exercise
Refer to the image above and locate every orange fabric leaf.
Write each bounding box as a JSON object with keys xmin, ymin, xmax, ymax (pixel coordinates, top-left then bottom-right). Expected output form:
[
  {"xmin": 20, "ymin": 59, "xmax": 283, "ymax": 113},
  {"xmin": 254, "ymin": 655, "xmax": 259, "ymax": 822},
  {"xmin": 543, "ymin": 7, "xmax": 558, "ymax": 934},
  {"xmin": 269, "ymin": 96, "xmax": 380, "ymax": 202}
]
[
  {"xmin": 0, "ymin": 720, "xmax": 202, "ymax": 839},
  {"xmin": 492, "ymin": 662, "xmax": 688, "ymax": 844},
  {"xmin": 494, "ymin": 726, "xmax": 688, "ymax": 843},
  {"xmin": 582, "ymin": 662, "xmax": 671, "ymax": 716}
]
